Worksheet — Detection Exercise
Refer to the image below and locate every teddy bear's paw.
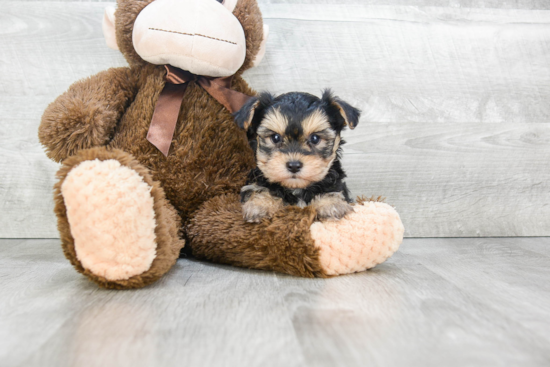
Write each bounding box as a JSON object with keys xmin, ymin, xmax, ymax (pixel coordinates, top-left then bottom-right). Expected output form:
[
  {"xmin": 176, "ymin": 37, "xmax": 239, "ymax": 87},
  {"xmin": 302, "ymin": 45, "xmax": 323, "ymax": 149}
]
[
  {"xmin": 61, "ymin": 159, "xmax": 158, "ymax": 281},
  {"xmin": 310, "ymin": 201, "xmax": 404, "ymax": 276}
]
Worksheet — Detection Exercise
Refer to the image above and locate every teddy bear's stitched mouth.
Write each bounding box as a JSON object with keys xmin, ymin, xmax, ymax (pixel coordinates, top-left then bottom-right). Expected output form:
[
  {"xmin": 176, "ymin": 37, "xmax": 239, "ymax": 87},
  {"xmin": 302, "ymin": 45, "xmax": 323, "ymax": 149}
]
[{"xmin": 148, "ymin": 28, "xmax": 237, "ymax": 45}]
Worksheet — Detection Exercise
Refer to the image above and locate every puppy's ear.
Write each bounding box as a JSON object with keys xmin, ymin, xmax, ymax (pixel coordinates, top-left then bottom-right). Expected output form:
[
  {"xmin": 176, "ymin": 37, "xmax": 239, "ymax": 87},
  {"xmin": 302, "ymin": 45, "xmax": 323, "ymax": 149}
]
[
  {"xmin": 233, "ymin": 92, "xmax": 275, "ymax": 132},
  {"xmin": 234, "ymin": 98, "xmax": 260, "ymax": 131},
  {"xmin": 322, "ymin": 89, "xmax": 361, "ymax": 130}
]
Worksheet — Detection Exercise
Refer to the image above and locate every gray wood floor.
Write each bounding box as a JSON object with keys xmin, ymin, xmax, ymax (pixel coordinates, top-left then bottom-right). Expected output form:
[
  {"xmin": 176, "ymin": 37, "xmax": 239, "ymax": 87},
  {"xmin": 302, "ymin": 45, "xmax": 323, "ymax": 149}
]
[{"xmin": 1, "ymin": 238, "xmax": 549, "ymax": 367}]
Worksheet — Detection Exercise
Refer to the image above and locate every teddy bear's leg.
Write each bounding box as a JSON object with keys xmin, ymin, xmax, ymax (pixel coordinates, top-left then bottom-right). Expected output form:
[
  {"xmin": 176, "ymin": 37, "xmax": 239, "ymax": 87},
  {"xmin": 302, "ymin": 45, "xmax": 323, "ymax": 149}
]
[
  {"xmin": 54, "ymin": 147, "xmax": 184, "ymax": 289},
  {"xmin": 186, "ymin": 194, "xmax": 404, "ymax": 277}
]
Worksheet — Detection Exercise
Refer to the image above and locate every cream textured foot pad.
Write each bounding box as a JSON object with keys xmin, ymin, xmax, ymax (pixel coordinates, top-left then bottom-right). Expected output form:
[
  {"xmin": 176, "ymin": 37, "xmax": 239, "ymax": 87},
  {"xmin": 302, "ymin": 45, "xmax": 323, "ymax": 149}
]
[
  {"xmin": 310, "ymin": 201, "xmax": 404, "ymax": 275},
  {"xmin": 61, "ymin": 159, "xmax": 158, "ymax": 281}
]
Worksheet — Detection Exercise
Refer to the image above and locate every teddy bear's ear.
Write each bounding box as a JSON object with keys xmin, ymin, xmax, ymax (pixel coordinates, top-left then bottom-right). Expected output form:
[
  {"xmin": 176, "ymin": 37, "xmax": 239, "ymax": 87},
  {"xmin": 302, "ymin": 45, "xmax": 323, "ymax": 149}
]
[
  {"xmin": 102, "ymin": 5, "xmax": 119, "ymax": 51},
  {"xmin": 251, "ymin": 25, "xmax": 269, "ymax": 68},
  {"xmin": 233, "ymin": 92, "xmax": 274, "ymax": 132},
  {"xmin": 322, "ymin": 89, "xmax": 361, "ymax": 130}
]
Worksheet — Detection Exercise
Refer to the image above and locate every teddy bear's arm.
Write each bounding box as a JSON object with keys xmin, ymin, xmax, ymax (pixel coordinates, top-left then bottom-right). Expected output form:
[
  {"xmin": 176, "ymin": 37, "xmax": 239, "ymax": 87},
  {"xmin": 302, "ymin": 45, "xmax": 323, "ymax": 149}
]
[
  {"xmin": 187, "ymin": 194, "xmax": 404, "ymax": 278},
  {"xmin": 39, "ymin": 67, "xmax": 139, "ymax": 162}
]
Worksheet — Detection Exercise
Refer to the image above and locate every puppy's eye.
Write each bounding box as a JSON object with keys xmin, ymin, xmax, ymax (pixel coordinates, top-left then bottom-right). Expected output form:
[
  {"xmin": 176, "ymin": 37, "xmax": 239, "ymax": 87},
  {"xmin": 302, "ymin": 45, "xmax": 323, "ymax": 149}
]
[
  {"xmin": 270, "ymin": 134, "xmax": 282, "ymax": 144},
  {"xmin": 310, "ymin": 134, "xmax": 321, "ymax": 145}
]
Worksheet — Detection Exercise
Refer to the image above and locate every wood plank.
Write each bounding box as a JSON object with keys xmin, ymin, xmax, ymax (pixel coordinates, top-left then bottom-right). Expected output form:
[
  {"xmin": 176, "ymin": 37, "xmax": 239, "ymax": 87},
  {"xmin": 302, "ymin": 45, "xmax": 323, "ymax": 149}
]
[
  {"xmin": 2, "ymin": 238, "xmax": 550, "ymax": 366},
  {"xmin": 0, "ymin": 239, "xmax": 305, "ymax": 367},
  {"xmin": 2, "ymin": 2, "xmax": 550, "ymax": 237},
  {"xmin": 279, "ymin": 248, "xmax": 550, "ymax": 367},
  {"xmin": 256, "ymin": 0, "xmax": 550, "ymax": 8},
  {"xmin": 399, "ymin": 238, "xmax": 550, "ymax": 344},
  {"xmin": 0, "ymin": 2, "xmax": 127, "ymax": 238},
  {"xmin": 248, "ymin": 5, "xmax": 550, "ymax": 123},
  {"xmin": 341, "ymin": 123, "xmax": 550, "ymax": 237},
  {"xmin": 509, "ymin": 236, "xmax": 550, "ymax": 256}
]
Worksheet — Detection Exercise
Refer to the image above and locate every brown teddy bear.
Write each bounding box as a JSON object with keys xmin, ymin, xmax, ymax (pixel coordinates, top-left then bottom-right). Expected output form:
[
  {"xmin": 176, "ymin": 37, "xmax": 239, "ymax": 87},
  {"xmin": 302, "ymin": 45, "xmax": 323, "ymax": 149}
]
[{"xmin": 38, "ymin": 0, "xmax": 404, "ymax": 289}]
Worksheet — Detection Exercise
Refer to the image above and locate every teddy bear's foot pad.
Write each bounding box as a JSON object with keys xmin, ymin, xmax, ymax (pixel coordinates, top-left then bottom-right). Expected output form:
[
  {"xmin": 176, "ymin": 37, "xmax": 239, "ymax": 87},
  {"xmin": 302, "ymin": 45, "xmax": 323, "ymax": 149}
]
[
  {"xmin": 61, "ymin": 159, "xmax": 158, "ymax": 281},
  {"xmin": 311, "ymin": 201, "xmax": 404, "ymax": 276}
]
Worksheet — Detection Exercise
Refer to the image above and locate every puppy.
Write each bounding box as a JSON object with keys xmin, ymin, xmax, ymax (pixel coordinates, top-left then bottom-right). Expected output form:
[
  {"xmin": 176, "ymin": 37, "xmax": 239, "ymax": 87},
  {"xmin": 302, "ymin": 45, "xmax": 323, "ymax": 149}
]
[{"xmin": 234, "ymin": 89, "xmax": 361, "ymax": 223}]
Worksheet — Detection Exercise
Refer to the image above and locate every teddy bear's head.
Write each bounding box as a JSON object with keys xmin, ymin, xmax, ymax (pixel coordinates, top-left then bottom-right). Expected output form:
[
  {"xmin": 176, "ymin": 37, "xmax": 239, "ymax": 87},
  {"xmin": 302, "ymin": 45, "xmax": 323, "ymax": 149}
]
[{"xmin": 103, "ymin": 0, "xmax": 267, "ymax": 77}]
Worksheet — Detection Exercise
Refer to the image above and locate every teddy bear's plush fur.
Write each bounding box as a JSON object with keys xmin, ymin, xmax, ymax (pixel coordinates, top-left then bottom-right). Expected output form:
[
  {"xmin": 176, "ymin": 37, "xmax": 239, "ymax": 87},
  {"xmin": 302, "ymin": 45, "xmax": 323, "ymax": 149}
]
[{"xmin": 39, "ymin": 0, "xmax": 404, "ymax": 289}]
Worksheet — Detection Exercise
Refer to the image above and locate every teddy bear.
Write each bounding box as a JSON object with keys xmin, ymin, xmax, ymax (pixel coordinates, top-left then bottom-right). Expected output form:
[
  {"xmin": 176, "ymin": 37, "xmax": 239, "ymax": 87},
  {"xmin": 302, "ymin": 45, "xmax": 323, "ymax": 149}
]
[{"xmin": 38, "ymin": 0, "xmax": 404, "ymax": 289}]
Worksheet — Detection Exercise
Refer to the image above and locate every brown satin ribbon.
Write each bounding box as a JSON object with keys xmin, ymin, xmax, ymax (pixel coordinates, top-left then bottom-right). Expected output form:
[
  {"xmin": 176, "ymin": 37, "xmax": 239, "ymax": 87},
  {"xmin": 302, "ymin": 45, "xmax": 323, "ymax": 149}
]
[{"xmin": 147, "ymin": 65, "xmax": 253, "ymax": 156}]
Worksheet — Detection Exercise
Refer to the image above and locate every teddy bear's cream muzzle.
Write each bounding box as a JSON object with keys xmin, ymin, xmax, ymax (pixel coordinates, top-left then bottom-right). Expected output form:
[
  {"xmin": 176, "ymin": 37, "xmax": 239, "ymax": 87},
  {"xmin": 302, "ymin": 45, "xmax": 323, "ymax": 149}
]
[{"xmin": 132, "ymin": 0, "xmax": 246, "ymax": 77}]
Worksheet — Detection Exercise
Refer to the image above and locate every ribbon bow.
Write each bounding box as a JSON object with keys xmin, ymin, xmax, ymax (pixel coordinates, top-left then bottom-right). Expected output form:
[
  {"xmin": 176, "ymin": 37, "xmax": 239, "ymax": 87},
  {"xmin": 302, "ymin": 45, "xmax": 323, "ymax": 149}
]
[{"xmin": 147, "ymin": 65, "xmax": 253, "ymax": 156}]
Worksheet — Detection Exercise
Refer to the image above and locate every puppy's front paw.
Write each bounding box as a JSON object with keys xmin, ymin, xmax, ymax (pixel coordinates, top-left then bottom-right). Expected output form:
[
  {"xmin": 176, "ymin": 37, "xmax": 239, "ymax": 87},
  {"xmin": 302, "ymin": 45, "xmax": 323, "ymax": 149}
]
[
  {"xmin": 311, "ymin": 192, "xmax": 354, "ymax": 220},
  {"xmin": 242, "ymin": 201, "xmax": 271, "ymax": 223},
  {"xmin": 242, "ymin": 190, "xmax": 284, "ymax": 223},
  {"xmin": 317, "ymin": 201, "xmax": 353, "ymax": 220}
]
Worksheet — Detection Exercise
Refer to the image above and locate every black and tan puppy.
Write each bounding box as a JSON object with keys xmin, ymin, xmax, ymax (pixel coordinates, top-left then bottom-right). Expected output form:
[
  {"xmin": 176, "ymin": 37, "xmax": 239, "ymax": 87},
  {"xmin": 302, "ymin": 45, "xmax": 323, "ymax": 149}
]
[{"xmin": 234, "ymin": 90, "xmax": 360, "ymax": 222}]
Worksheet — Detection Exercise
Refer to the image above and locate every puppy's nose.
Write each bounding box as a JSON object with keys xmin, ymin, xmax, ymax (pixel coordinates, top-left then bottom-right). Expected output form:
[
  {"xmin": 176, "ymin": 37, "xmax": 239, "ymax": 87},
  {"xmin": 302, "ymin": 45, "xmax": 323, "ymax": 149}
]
[{"xmin": 286, "ymin": 161, "xmax": 303, "ymax": 173}]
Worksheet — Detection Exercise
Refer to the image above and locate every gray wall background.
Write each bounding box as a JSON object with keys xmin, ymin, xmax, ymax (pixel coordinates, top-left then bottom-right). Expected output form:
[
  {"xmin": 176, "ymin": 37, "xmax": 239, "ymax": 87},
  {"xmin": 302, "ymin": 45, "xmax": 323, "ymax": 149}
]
[{"xmin": 1, "ymin": 0, "xmax": 549, "ymax": 238}]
